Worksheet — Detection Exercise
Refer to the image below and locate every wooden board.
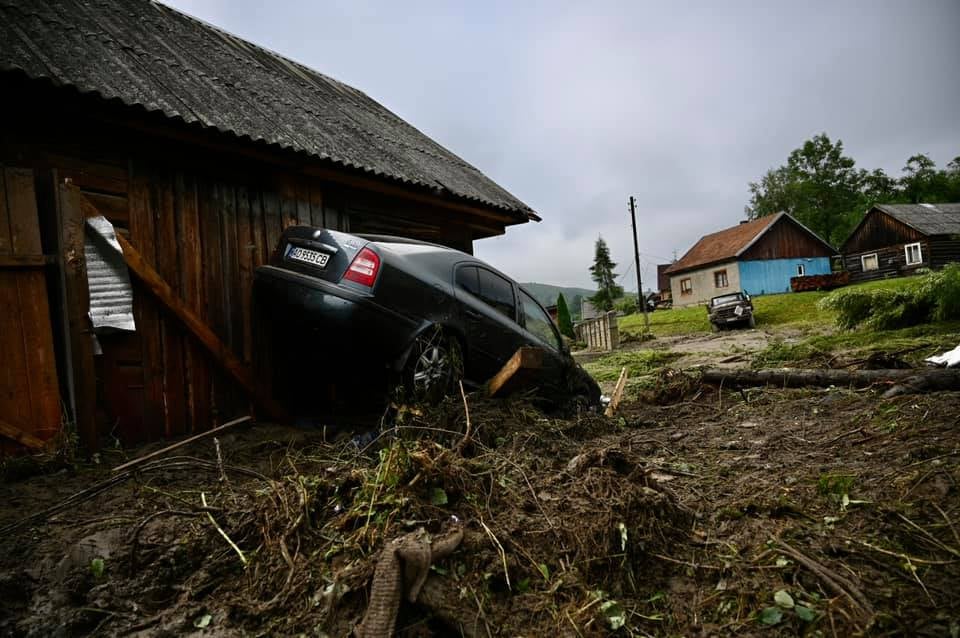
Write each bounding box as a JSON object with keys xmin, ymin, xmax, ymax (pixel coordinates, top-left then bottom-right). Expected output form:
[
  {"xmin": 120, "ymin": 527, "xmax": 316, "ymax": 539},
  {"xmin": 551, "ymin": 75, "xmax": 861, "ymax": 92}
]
[
  {"xmin": 604, "ymin": 367, "xmax": 628, "ymax": 417},
  {"xmin": 57, "ymin": 181, "xmax": 98, "ymax": 450},
  {"xmin": 0, "ymin": 167, "xmax": 63, "ymax": 452},
  {"xmin": 486, "ymin": 347, "xmax": 545, "ymax": 398}
]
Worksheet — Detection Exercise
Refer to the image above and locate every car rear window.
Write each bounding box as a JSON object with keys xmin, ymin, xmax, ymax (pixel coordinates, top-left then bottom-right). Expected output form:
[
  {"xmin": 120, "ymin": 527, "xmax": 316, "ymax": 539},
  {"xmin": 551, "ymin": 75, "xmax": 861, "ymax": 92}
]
[{"xmin": 476, "ymin": 268, "xmax": 516, "ymax": 320}]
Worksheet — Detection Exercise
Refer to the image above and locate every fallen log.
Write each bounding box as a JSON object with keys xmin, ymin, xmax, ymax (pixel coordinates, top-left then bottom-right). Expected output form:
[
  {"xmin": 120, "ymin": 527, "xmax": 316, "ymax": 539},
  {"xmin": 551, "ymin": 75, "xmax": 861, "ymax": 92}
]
[{"xmin": 701, "ymin": 367, "xmax": 960, "ymax": 397}]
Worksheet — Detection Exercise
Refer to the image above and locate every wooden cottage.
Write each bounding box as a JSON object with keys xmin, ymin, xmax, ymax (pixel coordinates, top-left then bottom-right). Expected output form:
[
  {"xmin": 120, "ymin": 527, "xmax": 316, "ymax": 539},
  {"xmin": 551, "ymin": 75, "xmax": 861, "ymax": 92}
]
[
  {"xmin": 840, "ymin": 203, "xmax": 960, "ymax": 283},
  {"xmin": 666, "ymin": 213, "xmax": 835, "ymax": 307},
  {"xmin": 0, "ymin": 0, "xmax": 536, "ymax": 454}
]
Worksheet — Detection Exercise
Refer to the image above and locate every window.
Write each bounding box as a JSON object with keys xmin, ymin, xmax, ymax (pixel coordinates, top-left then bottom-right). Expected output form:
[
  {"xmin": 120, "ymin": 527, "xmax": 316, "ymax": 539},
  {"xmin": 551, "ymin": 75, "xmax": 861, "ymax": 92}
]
[
  {"xmin": 680, "ymin": 278, "xmax": 692, "ymax": 295},
  {"xmin": 476, "ymin": 268, "xmax": 516, "ymax": 319},
  {"xmin": 797, "ymin": 264, "xmax": 806, "ymax": 277},
  {"xmin": 861, "ymin": 253, "xmax": 879, "ymax": 271},
  {"xmin": 455, "ymin": 265, "xmax": 480, "ymax": 296},
  {"xmin": 519, "ymin": 290, "xmax": 561, "ymax": 351},
  {"xmin": 714, "ymin": 270, "xmax": 728, "ymax": 288},
  {"xmin": 904, "ymin": 242, "xmax": 923, "ymax": 266}
]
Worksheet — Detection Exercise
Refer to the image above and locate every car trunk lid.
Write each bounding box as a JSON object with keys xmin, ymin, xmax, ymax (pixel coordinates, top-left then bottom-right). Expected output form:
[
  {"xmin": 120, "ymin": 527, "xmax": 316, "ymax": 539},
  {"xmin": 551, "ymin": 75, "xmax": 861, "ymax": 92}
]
[{"xmin": 272, "ymin": 226, "xmax": 367, "ymax": 284}]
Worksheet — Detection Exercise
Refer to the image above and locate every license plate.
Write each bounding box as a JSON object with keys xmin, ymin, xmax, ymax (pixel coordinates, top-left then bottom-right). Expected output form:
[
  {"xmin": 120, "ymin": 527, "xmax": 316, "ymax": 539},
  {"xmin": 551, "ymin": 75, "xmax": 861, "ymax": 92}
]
[{"xmin": 287, "ymin": 245, "xmax": 330, "ymax": 268}]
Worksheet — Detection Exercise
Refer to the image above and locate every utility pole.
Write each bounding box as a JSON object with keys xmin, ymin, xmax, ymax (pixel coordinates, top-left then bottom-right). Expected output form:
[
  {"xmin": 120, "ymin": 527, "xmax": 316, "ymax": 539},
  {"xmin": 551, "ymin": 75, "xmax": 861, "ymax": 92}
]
[{"xmin": 629, "ymin": 196, "xmax": 649, "ymax": 334}]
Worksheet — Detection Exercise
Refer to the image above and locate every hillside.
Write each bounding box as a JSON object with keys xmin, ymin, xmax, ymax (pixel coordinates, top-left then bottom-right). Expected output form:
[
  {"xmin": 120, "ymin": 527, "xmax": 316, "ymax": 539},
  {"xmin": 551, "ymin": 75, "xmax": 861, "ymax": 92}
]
[{"xmin": 520, "ymin": 282, "xmax": 596, "ymax": 308}]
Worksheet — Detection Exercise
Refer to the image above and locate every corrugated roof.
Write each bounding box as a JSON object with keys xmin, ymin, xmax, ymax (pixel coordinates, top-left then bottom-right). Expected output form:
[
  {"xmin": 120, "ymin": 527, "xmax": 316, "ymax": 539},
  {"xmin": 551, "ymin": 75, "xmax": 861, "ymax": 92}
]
[
  {"xmin": 0, "ymin": 0, "xmax": 536, "ymax": 220},
  {"xmin": 874, "ymin": 203, "xmax": 960, "ymax": 236},
  {"xmin": 665, "ymin": 214, "xmax": 782, "ymax": 275}
]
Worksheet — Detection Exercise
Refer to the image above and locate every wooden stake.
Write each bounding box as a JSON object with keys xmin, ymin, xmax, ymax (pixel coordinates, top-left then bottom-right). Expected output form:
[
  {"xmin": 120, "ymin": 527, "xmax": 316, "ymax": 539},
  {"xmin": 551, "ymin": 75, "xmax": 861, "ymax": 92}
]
[{"xmin": 604, "ymin": 366, "xmax": 629, "ymax": 417}]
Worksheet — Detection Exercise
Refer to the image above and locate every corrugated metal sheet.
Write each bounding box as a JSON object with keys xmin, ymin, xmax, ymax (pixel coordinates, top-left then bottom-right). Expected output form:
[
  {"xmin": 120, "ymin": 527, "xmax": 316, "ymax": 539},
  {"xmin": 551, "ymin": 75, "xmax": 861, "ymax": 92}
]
[
  {"xmin": 0, "ymin": 0, "xmax": 536, "ymax": 221},
  {"xmin": 875, "ymin": 204, "xmax": 960, "ymax": 236},
  {"xmin": 85, "ymin": 216, "xmax": 135, "ymax": 331}
]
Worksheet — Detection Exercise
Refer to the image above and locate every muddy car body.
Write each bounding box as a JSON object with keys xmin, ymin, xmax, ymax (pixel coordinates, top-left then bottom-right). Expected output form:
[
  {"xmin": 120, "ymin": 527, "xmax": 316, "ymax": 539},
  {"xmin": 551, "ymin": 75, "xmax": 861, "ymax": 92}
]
[
  {"xmin": 253, "ymin": 226, "xmax": 600, "ymax": 415},
  {"xmin": 707, "ymin": 291, "xmax": 755, "ymax": 330}
]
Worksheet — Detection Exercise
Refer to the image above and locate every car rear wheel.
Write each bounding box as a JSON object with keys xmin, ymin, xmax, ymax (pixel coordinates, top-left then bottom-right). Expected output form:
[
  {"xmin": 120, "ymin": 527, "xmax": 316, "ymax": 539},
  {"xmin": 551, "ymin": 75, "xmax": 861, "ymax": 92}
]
[{"xmin": 404, "ymin": 328, "xmax": 464, "ymax": 405}]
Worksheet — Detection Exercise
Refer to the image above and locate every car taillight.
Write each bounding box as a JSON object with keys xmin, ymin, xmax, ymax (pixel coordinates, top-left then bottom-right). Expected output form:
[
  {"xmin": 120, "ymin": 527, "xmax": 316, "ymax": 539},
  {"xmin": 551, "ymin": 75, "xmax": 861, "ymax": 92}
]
[{"xmin": 342, "ymin": 247, "xmax": 380, "ymax": 287}]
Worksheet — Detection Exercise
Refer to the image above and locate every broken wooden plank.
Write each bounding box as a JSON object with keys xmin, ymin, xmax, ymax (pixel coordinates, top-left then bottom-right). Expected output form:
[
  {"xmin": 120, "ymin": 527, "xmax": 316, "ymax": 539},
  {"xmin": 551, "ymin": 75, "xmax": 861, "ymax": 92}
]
[
  {"xmin": 0, "ymin": 417, "xmax": 49, "ymax": 451},
  {"xmin": 111, "ymin": 415, "xmax": 252, "ymax": 473},
  {"xmin": 604, "ymin": 366, "xmax": 628, "ymax": 417},
  {"xmin": 79, "ymin": 192, "xmax": 287, "ymax": 422},
  {"xmin": 486, "ymin": 347, "xmax": 544, "ymax": 398}
]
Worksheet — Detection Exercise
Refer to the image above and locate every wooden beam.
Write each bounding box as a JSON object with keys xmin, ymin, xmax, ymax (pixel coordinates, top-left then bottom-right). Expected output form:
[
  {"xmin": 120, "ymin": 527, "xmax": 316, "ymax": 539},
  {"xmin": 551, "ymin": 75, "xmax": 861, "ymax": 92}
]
[
  {"xmin": 486, "ymin": 347, "xmax": 545, "ymax": 398},
  {"xmin": 0, "ymin": 417, "xmax": 49, "ymax": 451},
  {"xmin": 58, "ymin": 182, "xmax": 98, "ymax": 451},
  {"xmin": 111, "ymin": 415, "xmax": 252, "ymax": 473},
  {"xmin": 604, "ymin": 367, "xmax": 628, "ymax": 417},
  {"xmin": 78, "ymin": 191, "xmax": 287, "ymax": 422}
]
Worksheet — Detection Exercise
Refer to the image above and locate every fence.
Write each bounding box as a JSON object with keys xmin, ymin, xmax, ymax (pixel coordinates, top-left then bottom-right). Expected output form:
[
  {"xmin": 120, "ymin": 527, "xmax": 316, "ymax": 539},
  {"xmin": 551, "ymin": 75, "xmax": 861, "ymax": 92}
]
[{"xmin": 574, "ymin": 311, "xmax": 620, "ymax": 351}]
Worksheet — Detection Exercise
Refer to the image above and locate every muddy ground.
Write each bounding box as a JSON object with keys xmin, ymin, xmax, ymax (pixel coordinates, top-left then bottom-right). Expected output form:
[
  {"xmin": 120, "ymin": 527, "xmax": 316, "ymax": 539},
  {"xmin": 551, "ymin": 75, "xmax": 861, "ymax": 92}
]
[{"xmin": 1, "ymin": 381, "xmax": 958, "ymax": 637}]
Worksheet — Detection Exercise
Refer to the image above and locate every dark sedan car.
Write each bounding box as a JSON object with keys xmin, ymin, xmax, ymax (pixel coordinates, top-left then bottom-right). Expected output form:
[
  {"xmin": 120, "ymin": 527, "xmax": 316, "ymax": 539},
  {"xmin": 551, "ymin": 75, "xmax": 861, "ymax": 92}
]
[{"xmin": 253, "ymin": 226, "xmax": 600, "ymax": 417}]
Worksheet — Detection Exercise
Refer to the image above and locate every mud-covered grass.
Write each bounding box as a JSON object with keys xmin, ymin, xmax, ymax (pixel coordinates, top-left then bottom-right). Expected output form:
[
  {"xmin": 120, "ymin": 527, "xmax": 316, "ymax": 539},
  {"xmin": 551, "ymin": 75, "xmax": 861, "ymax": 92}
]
[
  {"xmin": 1, "ymin": 385, "xmax": 958, "ymax": 637},
  {"xmin": 581, "ymin": 350, "xmax": 682, "ymax": 382},
  {"xmin": 751, "ymin": 321, "xmax": 960, "ymax": 369}
]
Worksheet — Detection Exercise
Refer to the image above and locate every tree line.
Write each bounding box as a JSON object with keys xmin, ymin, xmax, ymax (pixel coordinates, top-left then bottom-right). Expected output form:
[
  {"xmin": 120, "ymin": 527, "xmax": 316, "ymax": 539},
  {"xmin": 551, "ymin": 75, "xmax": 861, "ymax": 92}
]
[{"xmin": 746, "ymin": 134, "xmax": 960, "ymax": 246}]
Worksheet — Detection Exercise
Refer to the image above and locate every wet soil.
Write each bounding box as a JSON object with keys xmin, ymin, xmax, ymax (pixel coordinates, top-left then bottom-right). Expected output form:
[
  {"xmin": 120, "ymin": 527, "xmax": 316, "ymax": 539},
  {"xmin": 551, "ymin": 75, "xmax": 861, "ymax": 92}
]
[{"xmin": 1, "ymin": 386, "xmax": 958, "ymax": 637}]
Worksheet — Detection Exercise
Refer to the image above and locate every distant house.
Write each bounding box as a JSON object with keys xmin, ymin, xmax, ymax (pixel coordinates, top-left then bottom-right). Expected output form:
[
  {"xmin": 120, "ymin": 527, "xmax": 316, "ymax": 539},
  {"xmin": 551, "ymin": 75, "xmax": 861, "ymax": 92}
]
[
  {"xmin": 841, "ymin": 203, "xmax": 960, "ymax": 283},
  {"xmin": 666, "ymin": 213, "xmax": 836, "ymax": 307},
  {"xmin": 656, "ymin": 264, "xmax": 673, "ymax": 303}
]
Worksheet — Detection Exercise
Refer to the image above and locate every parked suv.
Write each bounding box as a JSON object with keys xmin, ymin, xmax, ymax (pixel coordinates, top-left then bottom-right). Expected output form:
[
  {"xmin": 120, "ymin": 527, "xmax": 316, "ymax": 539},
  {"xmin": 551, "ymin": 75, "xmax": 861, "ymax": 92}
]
[
  {"xmin": 253, "ymin": 226, "xmax": 600, "ymax": 416},
  {"xmin": 707, "ymin": 291, "xmax": 755, "ymax": 330}
]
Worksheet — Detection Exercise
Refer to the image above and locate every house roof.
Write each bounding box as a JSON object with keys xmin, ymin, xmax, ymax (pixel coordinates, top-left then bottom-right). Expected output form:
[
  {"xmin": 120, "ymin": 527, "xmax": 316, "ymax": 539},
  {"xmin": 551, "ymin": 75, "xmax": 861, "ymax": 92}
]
[
  {"xmin": 0, "ymin": 0, "xmax": 537, "ymax": 221},
  {"xmin": 872, "ymin": 203, "xmax": 960, "ymax": 236},
  {"xmin": 665, "ymin": 214, "xmax": 782, "ymax": 275}
]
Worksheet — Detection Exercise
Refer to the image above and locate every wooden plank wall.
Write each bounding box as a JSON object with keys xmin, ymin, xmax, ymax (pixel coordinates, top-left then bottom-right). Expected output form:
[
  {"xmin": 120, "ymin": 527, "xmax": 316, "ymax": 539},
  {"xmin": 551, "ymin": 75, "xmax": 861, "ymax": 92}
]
[
  {"xmin": 843, "ymin": 241, "xmax": 930, "ymax": 284},
  {"xmin": 118, "ymin": 163, "xmax": 335, "ymax": 442},
  {"xmin": 0, "ymin": 167, "xmax": 61, "ymax": 454}
]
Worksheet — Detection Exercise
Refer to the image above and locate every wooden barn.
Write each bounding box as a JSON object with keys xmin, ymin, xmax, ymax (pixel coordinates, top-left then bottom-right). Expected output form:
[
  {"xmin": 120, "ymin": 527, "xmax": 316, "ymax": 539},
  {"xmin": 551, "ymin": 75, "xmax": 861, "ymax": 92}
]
[
  {"xmin": 666, "ymin": 213, "xmax": 835, "ymax": 307},
  {"xmin": 0, "ymin": 0, "xmax": 536, "ymax": 455},
  {"xmin": 840, "ymin": 203, "xmax": 960, "ymax": 283}
]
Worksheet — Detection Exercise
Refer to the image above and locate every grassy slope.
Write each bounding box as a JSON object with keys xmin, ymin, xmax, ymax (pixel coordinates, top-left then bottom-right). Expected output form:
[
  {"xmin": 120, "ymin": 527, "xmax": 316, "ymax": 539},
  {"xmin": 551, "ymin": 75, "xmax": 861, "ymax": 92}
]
[
  {"xmin": 597, "ymin": 276, "xmax": 960, "ymax": 376},
  {"xmin": 619, "ymin": 277, "xmax": 924, "ymax": 338}
]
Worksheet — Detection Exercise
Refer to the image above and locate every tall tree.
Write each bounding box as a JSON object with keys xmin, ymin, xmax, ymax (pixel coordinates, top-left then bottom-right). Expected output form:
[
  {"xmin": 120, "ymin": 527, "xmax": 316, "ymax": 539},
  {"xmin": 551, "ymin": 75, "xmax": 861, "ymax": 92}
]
[
  {"xmin": 556, "ymin": 293, "xmax": 575, "ymax": 339},
  {"xmin": 746, "ymin": 134, "xmax": 863, "ymax": 245},
  {"xmin": 588, "ymin": 237, "xmax": 623, "ymax": 312}
]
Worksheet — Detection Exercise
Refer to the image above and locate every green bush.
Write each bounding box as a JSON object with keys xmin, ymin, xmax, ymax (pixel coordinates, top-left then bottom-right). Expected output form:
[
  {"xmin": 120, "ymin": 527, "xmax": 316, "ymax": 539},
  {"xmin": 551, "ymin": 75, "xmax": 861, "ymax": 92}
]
[{"xmin": 819, "ymin": 264, "xmax": 960, "ymax": 330}]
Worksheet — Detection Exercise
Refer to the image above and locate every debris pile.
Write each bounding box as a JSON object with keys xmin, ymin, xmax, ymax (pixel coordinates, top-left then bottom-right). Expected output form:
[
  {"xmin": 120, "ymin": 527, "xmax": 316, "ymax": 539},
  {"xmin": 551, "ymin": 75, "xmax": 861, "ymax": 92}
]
[{"xmin": 1, "ymin": 380, "xmax": 959, "ymax": 636}]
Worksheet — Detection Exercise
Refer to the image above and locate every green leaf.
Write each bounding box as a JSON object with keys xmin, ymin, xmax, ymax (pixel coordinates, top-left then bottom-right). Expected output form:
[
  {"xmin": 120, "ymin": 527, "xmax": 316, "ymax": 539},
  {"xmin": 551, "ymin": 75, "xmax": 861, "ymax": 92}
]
[
  {"xmin": 90, "ymin": 557, "xmax": 105, "ymax": 579},
  {"xmin": 538, "ymin": 563, "xmax": 550, "ymax": 580},
  {"xmin": 193, "ymin": 613, "xmax": 212, "ymax": 629},
  {"xmin": 429, "ymin": 488, "xmax": 448, "ymax": 506},
  {"xmin": 758, "ymin": 607, "xmax": 783, "ymax": 625},
  {"xmin": 795, "ymin": 605, "xmax": 817, "ymax": 622},
  {"xmin": 516, "ymin": 578, "xmax": 530, "ymax": 592},
  {"xmin": 774, "ymin": 590, "xmax": 795, "ymax": 609}
]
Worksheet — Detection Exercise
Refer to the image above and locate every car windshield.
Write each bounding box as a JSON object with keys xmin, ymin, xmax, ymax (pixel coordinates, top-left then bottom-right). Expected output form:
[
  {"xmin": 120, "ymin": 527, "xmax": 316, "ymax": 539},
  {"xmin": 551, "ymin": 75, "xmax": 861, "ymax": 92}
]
[{"xmin": 712, "ymin": 294, "xmax": 742, "ymax": 306}]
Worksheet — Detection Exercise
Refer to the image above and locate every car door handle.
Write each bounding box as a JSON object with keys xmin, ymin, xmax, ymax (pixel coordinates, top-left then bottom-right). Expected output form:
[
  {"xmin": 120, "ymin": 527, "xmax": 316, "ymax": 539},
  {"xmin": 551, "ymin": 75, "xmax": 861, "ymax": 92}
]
[{"xmin": 464, "ymin": 308, "xmax": 482, "ymax": 319}]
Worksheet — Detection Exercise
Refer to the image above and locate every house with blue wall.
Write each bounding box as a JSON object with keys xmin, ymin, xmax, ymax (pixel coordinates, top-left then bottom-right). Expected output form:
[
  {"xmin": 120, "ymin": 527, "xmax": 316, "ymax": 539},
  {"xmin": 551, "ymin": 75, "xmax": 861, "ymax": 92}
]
[{"xmin": 666, "ymin": 213, "xmax": 836, "ymax": 307}]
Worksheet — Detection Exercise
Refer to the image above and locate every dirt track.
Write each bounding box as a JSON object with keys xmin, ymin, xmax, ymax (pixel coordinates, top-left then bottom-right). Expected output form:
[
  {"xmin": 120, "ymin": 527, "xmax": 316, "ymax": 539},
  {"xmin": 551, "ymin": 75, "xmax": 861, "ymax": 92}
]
[{"xmin": 2, "ymin": 380, "xmax": 958, "ymax": 637}]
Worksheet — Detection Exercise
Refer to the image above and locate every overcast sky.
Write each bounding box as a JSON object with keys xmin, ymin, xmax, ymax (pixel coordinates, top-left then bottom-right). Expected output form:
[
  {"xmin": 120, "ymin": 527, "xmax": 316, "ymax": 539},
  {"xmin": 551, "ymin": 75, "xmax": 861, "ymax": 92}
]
[{"xmin": 165, "ymin": 0, "xmax": 960, "ymax": 291}]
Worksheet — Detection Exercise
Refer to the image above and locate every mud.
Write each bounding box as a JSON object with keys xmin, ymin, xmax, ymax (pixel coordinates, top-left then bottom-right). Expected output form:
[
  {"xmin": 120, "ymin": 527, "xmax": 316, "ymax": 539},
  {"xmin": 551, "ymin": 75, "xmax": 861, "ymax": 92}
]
[{"xmin": 1, "ymin": 385, "xmax": 958, "ymax": 637}]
